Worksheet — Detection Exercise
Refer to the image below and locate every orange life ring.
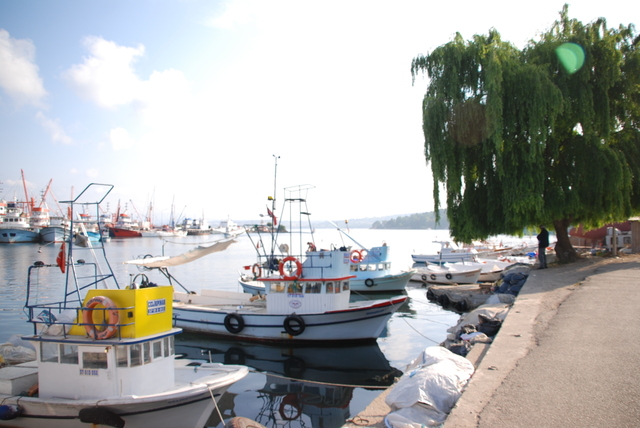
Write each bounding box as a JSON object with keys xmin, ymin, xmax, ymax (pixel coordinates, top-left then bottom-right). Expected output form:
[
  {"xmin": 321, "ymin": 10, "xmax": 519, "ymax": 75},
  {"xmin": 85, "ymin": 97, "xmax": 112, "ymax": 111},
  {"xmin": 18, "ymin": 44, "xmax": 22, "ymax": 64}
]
[
  {"xmin": 83, "ymin": 296, "xmax": 119, "ymax": 340},
  {"xmin": 279, "ymin": 256, "xmax": 302, "ymax": 280},
  {"xmin": 350, "ymin": 250, "xmax": 362, "ymax": 263},
  {"xmin": 251, "ymin": 263, "xmax": 262, "ymax": 278}
]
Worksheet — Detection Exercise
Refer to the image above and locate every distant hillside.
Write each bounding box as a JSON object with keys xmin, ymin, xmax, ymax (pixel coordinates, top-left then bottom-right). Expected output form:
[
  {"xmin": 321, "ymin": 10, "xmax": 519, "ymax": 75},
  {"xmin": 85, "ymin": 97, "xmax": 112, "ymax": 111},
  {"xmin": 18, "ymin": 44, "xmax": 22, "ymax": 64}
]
[
  {"xmin": 371, "ymin": 211, "xmax": 449, "ymax": 229},
  {"xmin": 234, "ymin": 211, "xmax": 449, "ymax": 230}
]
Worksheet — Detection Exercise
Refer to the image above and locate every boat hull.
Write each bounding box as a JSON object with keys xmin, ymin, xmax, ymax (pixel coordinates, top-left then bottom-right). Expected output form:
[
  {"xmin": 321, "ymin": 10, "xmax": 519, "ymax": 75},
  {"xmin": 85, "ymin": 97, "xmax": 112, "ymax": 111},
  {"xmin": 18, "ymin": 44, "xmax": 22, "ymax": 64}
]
[
  {"xmin": 350, "ymin": 270, "xmax": 414, "ymax": 292},
  {"xmin": 0, "ymin": 364, "xmax": 245, "ymax": 428},
  {"xmin": 172, "ymin": 293, "xmax": 407, "ymax": 343},
  {"xmin": 109, "ymin": 227, "xmax": 142, "ymax": 238},
  {"xmin": 0, "ymin": 228, "xmax": 40, "ymax": 243},
  {"xmin": 412, "ymin": 266, "xmax": 482, "ymax": 284},
  {"xmin": 39, "ymin": 226, "xmax": 70, "ymax": 243}
]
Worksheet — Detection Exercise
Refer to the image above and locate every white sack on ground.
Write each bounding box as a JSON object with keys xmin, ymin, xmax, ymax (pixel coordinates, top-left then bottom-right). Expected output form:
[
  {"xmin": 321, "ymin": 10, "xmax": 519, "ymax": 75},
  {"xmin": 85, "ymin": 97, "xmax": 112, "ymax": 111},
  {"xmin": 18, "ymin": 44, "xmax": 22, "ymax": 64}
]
[
  {"xmin": 385, "ymin": 346, "xmax": 474, "ymax": 414},
  {"xmin": 446, "ymin": 303, "xmax": 510, "ymax": 341},
  {"xmin": 384, "ymin": 404, "xmax": 447, "ymax": 428}
]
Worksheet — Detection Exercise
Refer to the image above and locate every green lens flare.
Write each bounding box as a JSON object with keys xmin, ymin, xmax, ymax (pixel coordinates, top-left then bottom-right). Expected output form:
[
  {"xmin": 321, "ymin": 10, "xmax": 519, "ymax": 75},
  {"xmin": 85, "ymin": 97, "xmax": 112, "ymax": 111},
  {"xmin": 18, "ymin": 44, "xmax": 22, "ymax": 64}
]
[{"xmin": 555, "ymin": 42, "xmax": 585, "ymax": 74}]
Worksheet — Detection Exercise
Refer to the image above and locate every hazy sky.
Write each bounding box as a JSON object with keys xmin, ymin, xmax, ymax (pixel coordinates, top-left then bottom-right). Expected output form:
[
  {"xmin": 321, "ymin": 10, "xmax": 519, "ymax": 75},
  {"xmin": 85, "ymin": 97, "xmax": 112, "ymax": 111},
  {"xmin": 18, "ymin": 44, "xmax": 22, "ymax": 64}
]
[{"xmin": 1, "ymin": 0, "xmax": 637, "ymax": 224}]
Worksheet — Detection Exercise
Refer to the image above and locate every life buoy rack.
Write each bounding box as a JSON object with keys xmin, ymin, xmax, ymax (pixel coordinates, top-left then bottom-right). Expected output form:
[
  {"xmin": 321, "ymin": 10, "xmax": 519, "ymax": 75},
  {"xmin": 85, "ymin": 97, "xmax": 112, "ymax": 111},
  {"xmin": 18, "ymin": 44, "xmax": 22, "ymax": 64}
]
[
  {"xmin": 279, "ymin": 257, "xmax": 302, "ymax": 280},
  {"xmin": 83, "ymin": 296, "xmax": 119, "ymax": 340},
  {"xmin": 224, "ymin": 313, "xmax": 245, "ymax": 334},
  {"xmin": 445, "ymin": 273, "xmax": 453, "ymax": 280},
  {"xmin": 350, "ymin": 250, "xmax": 363, "ymax": 263},
  {"xmin": 251, "ymin": 263, "xmax": 262, "ymax": 279},
  {"xmin": 283, "ymin": 314, "xmax": 305, "ymax": 336},
  {"xmin": 365, "ymin": 278, "xmax": 375, "ymax": 287}
]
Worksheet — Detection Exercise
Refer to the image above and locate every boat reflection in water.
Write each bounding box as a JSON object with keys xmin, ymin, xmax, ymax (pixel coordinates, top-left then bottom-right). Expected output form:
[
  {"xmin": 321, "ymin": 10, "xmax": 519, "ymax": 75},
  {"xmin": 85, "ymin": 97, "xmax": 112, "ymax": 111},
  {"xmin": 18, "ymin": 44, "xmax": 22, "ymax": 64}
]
[{"xmin": 175, "ymin": 333, "xmax": 402, "ymax": 428}]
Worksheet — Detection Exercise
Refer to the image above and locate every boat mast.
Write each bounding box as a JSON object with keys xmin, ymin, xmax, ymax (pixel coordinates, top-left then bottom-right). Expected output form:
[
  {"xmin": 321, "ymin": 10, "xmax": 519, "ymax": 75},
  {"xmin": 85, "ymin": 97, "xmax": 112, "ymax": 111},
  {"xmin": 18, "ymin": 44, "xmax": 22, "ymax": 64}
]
[{"xmin": 270, "ymin": 155, "xmax": 279, "ymax": 256}]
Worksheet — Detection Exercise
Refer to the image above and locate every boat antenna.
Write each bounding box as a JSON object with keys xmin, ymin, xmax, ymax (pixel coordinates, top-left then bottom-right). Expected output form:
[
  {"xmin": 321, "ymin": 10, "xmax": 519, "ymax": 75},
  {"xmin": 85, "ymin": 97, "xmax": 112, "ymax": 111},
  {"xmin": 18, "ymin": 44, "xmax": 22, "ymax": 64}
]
[{"xmin": 329, "ymin": 220, "xmax": 368, "ymax": 250}]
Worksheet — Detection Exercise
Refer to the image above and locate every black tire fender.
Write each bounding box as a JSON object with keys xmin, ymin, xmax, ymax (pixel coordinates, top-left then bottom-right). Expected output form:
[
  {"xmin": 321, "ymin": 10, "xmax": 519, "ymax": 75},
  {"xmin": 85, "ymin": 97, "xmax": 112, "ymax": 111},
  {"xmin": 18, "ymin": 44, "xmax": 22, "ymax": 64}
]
[
  {"xmin": 365, "ymin": 278, "xmax": 375, "ymax": 287},
  {"xmin": 283, "ymin": 314, "xmax": 306, "ymax": 336},
  {"xmin": 224, "ymin": 313, "xmax": 245, "ymax": 334}
]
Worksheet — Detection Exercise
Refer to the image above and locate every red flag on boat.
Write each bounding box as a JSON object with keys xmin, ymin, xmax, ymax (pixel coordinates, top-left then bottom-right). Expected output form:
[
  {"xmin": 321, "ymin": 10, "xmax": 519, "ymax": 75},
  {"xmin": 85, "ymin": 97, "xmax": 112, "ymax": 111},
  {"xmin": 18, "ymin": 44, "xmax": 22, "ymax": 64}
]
[
  {"xmin": 266, "ymin": 206, "xmax": 277, "ymax": 226},
  {"xmin": 56, "ymin": 242, "xmax": 66, "ymax": 273}
]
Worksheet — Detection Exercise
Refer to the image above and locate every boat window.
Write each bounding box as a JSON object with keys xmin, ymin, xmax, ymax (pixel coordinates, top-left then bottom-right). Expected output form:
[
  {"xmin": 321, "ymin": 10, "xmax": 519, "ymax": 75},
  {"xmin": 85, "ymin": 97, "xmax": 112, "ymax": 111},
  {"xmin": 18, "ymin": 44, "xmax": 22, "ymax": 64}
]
[
  {"xmin": 359, "ymin": 264, "xmax": 367, "ymax": 272},
  {"xmin": 60, "ymin": 344, "xmax": 78, "ymax": 364},
  {"xmin": 342, "ymin": 281, "xmax": 350, "ymax": 291},
  {"xmin": 287, "ymin": 282, "xmax": 302, "ymax": 293},
  {"xmin": 130, "ymin": 344, "xmax": 142, "ymax": 367},
  {"xmin": 335, "ymin": 282, "xmax": 341, "ymax": 294},
  {"xmin": 384, "ymin": 263, "xmax": 391, "ymax": 270},
  {"xmin": 367, "ymin": 265, "xmax": 376, "ymax": 271},
  {"xmin": 305, "ymin": 282, "xmax": 321, "ymax": 293},
  {"xmin": 40, "ymin": 342, "xmax": 59, "ymax": 363},
  {"xmin": 82, "ymin": 351, "xmax": 108, "ymax": 369},
  {"xmin": 270, "ymin": 282, "xmax": 285, "ymax": 293},
  {"xmin": 326, "ymin": 282, "xmax": 334, "ymax": 293},
  {"xmin": 350, "ymin": 265, "xmax": 358, "ymax": 272},
  {"xmin": 153, "ymin": 340, "xmax": 162, "ymax": 359},
  {"xmin": 116, "ymin": 346, "xmax": 128, "ymax": 367},
  {"xmin": 169, "ymin": 336, "xmax": 174, "ymax": 356},
  {"xmin": 143, "ymin": 342, "xmax": 151, "ymax": 364}
]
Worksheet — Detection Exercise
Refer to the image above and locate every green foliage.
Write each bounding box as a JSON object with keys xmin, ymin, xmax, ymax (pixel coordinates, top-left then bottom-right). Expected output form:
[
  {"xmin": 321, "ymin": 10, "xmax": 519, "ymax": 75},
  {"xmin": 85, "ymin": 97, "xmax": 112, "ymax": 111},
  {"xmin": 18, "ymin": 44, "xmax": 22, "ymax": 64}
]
[
  {"xmin": 371, "ymin": 211, "xmax": 449, "ymax": 229},
  {"xmin": 411, "ymin": 5, "xmax": 640, "ymax": 254}
]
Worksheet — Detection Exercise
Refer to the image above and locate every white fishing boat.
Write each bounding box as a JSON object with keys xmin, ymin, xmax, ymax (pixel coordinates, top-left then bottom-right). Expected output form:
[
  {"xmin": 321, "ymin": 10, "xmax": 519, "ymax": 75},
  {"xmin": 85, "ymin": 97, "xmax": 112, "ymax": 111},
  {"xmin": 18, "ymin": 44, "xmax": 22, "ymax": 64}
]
[
  {"xmin": 0, "ymin": 184, "xmax": 248, "ymax": 428},
  {"xmin": 444, "ymin": 258, "xmax": 516, "ymax": 282},
  {"xmin": 211, "ymin": 217, "xmax": 245, "ymax": 238},
  {"xmin": 411, "ymin": 263, "xmax": 482, "ymax": 285},
  {"xmin": 332, "ymin": 223, "xmax": 414, "ymax": 292},
  {"xmin": 132, "ymin": 184, "xmax": 407, "ymax": 343},
  {"xmin": 0, "ymin": 200, "xmax": 39, "ymax": 244},
  {"xmin": 411, "ymin": 241, "xmax": 477, "ymax": 264}
]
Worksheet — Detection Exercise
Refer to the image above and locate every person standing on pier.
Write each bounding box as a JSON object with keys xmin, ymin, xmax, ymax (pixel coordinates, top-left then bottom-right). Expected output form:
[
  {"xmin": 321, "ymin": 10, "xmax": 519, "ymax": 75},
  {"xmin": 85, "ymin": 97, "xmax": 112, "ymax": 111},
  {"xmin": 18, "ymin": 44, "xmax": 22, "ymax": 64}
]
[{"xmin": 537, "ymin": 226, "xmax": 549, "ymax": 269}]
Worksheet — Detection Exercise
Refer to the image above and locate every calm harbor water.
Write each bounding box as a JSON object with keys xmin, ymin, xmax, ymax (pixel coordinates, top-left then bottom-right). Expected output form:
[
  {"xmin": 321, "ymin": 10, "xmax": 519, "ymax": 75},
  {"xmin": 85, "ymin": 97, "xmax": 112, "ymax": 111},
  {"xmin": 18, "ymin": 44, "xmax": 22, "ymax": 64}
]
[{"xmin": 1, "ymin": 228, "xmax": 469, "ymax": 428}]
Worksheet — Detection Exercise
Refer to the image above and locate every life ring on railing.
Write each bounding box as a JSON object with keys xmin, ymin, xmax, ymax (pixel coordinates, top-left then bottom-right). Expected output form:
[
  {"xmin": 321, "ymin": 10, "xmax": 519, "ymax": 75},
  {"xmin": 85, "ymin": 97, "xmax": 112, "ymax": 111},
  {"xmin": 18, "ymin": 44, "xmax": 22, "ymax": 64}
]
[
  {"xmin": 430, "ymin": 274, "xmax": 437, "ymax": 281},
  {"xmin": 445, "ymin": 273, "xmax": 453, "ymax": 280},
  {"xmin": 251, "ymin": 263, "xmax": 262, "ymax": 279},
  {"xmin": 365, "ymin": 278, "xmax": 375, "ymax": 287},
  {"xmin": 224, "ymin": 313, "xmax": 245, "ymax": 334},
  {"xmin": 279, "ymin": 257, "xmax": 302, "ymax": 280},
  {"xmin": 83, "ymin": 296, "xmax": 119, "ymax": 340},
  {"xmin": 350, "ymin": 250, "xmax": 362, "ymax": 263},
  {"xmin": 283, "ymin": 314, "xmax": 306, "ymax": 336}
]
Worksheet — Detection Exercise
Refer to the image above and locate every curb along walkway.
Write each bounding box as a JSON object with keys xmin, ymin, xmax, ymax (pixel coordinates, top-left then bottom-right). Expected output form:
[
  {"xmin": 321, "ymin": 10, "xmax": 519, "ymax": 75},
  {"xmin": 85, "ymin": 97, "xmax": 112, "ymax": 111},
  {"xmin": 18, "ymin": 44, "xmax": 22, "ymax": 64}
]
[{"xmin": 444, "ymin": 254, "xmax": 640, "ymax": 428}]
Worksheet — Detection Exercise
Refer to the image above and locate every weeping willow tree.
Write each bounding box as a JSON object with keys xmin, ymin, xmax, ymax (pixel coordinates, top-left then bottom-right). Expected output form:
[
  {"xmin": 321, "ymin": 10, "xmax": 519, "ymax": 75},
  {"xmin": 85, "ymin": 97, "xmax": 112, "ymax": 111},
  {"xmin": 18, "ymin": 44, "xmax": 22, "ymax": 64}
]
[{"xmin": 411, "ymin": 5, "xmax": 640, "ymax": 263}]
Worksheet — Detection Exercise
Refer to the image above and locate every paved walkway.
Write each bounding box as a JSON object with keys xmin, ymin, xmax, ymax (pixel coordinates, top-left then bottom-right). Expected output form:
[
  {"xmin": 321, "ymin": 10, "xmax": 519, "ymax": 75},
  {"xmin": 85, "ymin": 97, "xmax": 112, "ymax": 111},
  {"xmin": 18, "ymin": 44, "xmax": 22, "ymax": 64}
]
[{"xmin": 444, "ymin": 253, "xmax": 640, "ymax": 428}]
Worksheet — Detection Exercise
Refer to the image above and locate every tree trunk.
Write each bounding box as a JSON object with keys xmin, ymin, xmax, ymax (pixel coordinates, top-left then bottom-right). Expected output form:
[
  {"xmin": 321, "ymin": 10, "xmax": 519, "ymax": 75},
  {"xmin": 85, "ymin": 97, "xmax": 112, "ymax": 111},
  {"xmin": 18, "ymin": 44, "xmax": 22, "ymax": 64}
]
[{"xmin": 553, "ymin": 218, "xmax": 579, "ymax": 263}]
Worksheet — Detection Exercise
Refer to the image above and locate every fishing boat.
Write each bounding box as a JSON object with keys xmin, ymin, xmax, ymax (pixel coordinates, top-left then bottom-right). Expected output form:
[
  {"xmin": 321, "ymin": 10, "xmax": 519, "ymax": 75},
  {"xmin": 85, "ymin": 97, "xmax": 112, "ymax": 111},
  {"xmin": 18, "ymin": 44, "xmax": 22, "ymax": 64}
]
[
  {"xmin": 411, "ymin": 241, "xmax": 477, "ymax": 264},
  {"xmin": 211, "ymin": 217, "xmax": 245, "ymax": 238},
  {"xmin": 0, "ymin": 184, "xmax": 248, "ymax": 428},
  {"xmin": 40, "ymin": 216, "xmax": 71, "ymax": 243},
  {"xmin": 108, "ymin": 212, "xmax": 142, "ymax": 238},
  {"xmin": 0, "ymin": 200, "xmax": 39, "ymax": 244},
  {"xmin": 131, "ymin": 183, "xmax": 407, "ymax": 343},
  {"xmin": 411, "ymin": 263, "xmax": 482, "ymax": 285},
  {"xmin": 444, "ymin": 258, "xmax": 516, "ymax": 282}
]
